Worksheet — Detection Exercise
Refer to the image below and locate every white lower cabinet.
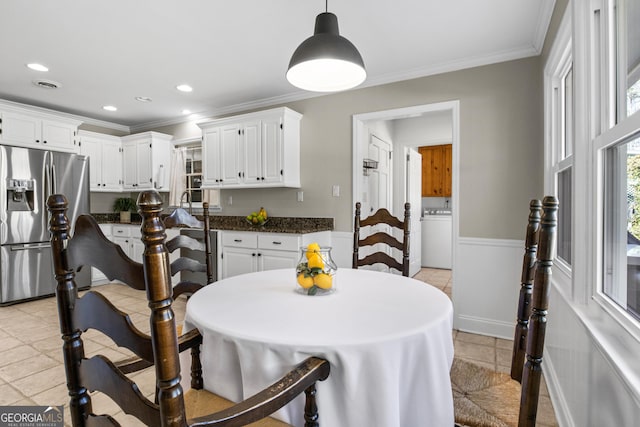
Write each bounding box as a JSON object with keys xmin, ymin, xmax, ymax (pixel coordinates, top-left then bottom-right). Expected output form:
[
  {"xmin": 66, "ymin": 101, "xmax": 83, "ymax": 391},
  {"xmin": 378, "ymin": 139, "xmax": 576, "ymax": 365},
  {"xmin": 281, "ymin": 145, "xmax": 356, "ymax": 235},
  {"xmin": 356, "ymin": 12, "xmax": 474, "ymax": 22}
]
[
  {"xmin": 91, "ymin": 224, "xmax": 112, "ymax": 284},
  {"xmin": 112, "ymin": 224, "xmax": 142, "ymax": 261},
  {"xmin": 93, "ymin": 224, "xmax": 179, "ymax": 284},
  {"xmin": 220, "ymin": 230, "xmax": 331, "ymax": 279}
]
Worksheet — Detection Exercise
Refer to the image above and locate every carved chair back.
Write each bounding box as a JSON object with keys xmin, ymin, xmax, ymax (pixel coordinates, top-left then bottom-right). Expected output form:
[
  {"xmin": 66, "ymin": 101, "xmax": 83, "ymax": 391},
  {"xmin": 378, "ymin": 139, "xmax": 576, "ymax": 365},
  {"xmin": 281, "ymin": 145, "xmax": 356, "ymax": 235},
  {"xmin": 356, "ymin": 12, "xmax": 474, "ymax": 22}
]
[{"xmin": 352, "ymin": 202, "xmax": 411, "ymax": 276}]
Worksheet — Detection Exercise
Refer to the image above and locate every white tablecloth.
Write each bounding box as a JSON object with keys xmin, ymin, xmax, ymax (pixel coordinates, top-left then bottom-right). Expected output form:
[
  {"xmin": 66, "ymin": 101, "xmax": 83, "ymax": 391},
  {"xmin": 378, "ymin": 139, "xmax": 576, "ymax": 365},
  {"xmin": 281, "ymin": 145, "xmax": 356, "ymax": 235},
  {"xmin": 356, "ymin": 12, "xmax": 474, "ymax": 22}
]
[{"xmin": 184, "ymin": 268, "xmax": 454, "ymax": 427}]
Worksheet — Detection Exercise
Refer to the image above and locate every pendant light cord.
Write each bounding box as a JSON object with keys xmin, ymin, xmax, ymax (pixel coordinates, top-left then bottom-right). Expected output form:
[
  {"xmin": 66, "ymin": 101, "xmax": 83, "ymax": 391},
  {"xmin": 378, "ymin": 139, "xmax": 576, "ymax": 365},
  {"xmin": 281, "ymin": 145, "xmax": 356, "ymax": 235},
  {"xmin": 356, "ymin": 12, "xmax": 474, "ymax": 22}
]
[{"xmin": 326, "ymin": 0, "xmax": 328, "ymax": 12}]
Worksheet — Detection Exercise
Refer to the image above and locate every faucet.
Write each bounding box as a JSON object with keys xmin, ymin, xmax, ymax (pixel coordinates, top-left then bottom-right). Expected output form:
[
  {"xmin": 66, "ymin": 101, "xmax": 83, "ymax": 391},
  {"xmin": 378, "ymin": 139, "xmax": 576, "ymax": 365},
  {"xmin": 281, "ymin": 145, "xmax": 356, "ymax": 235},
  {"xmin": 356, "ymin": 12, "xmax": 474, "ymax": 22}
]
[{"xmin": 180, "ymin": 191, "xmax": 192, "ymax": 215}]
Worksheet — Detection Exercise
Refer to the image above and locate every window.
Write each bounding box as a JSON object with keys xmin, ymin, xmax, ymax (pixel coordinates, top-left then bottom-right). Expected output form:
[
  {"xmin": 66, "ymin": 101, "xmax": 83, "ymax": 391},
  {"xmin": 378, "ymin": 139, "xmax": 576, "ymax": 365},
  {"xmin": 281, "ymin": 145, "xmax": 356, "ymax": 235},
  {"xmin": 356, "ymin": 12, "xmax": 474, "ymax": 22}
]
[
  {"xmin": 174, "ymin": 143, "xmax": 220, "ymax": 211},
  {"xmin": 617, "ymin": 0, "xmax": 640, "ymax": 118},
  {"xmin": 184, "ymin": 146, "xmax": 203, "ymax": 204},
  {"xmin": 557, "ymin": 65, "xmax": 574, "ymax": 266},
  {"xmin": 604, "ymin": 134, "xmax": 640, "ymax": 319},
  {"xmin": 599, "ymin": 0, "xmax": 640, "ymax": 324},
  {"xmin": 546, "ymin": 21, "xmax": 573, "ymax": 271}
]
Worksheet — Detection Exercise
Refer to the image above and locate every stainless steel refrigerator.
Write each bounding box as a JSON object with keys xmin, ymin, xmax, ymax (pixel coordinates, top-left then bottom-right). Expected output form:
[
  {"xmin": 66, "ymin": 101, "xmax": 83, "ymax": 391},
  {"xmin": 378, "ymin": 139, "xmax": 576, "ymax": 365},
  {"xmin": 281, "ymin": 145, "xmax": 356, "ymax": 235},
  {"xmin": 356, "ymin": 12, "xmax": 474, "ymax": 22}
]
[{"xmin": 0, "ymin": 145, "xmax": 90, "ymax": 305}]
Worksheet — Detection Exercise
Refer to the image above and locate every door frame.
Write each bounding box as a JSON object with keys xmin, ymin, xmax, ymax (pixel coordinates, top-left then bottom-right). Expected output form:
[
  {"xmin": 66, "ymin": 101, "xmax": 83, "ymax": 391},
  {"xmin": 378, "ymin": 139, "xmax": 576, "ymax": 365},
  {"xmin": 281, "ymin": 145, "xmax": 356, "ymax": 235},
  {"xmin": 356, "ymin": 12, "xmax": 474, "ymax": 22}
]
[{"xmin": 352, "ymin": 100, "xmax": 460, "ymax": 277}]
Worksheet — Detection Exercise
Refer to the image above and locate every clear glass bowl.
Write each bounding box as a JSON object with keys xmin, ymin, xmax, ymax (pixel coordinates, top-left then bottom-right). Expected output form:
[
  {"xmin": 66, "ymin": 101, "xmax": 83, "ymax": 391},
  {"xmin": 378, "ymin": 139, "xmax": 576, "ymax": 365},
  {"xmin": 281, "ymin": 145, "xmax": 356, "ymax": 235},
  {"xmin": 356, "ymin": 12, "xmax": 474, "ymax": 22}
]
[{"xmin": 295, "ymin": 246, "xmax": 337, "ymax": 296}]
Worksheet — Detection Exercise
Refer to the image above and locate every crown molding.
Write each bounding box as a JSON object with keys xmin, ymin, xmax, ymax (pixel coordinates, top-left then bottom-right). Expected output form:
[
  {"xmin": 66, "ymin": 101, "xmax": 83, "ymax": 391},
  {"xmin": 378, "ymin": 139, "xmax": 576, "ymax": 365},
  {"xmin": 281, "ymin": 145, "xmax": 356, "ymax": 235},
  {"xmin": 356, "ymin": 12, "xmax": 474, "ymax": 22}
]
[{"xmin": 0, "ymin": 98, "xmax": 130, "ymax": 133}]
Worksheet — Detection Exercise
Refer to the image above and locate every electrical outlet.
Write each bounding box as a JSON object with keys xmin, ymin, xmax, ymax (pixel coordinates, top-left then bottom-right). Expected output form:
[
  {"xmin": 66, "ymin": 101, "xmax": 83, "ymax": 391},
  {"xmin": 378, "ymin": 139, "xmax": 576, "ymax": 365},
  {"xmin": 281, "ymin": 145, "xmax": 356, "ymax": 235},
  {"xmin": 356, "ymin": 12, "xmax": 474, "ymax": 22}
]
[
  {"xmin": 227, "ymin": 196, "xmax": 232, "ymax": 205},
  {"xmin": 297, "ymin": 191, "xmax": 303, "ymax": 202},
  {"xmin": 332, "ymin": 185, "xmax": 340, "ymax": 197}
]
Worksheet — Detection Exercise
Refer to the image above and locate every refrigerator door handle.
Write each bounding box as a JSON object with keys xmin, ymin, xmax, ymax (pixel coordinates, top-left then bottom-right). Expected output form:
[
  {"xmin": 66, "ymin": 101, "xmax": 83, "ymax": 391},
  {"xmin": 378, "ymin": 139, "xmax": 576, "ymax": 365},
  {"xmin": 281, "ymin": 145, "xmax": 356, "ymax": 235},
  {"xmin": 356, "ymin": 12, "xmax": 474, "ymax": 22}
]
[
  {"xmin": 51, "ymin": 163, "xmax": 57, "ymax": 194},
  {"xmin": 10, "ymin": 243, "xmax": 52, "ymax": 251},
  {"xmin": 44, "ymin": 164, "xmax": 52, "ymax": 199}
]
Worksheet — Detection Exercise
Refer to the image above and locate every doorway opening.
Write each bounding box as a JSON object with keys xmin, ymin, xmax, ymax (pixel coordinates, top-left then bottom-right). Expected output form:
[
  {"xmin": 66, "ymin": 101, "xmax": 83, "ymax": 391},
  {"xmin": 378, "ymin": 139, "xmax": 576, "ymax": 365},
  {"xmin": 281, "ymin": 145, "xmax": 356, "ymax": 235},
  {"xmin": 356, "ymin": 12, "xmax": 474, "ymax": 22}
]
[{"xmin": 352, "ymin": 100, "xmax": 460, "ymax": 281}]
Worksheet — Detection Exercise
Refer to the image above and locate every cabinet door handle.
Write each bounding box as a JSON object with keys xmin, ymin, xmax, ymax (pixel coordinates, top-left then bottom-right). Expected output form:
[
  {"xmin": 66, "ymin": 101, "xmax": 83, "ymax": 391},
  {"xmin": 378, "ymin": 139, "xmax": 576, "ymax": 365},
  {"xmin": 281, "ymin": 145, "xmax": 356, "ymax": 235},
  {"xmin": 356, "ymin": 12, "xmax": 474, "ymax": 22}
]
[
  {"xmin": 272, "ymin": 241, "xmax": 282, "ymax": 245},
  {"xmin": 234, "ymin": 239, "xmax": 242, "ymax": 242},
  {"xmin": 257, "ymin": 253, "xmax": 262, "ymax": 257}
]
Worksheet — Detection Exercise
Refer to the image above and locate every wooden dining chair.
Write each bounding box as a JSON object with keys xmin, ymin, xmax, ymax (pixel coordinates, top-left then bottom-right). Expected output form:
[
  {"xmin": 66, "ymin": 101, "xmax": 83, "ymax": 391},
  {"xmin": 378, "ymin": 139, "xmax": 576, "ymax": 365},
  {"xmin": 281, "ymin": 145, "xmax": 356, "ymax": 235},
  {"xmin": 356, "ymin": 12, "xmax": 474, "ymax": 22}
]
[
  {"xmin": 117, "ymin": 202, "xmax": 214, "ymax": 379},
  {"xmin": 451, "ymin": 196, "xmax": 558, "ymax": 427},
  {"xmin": 48, "ymin": 190, "xmax": 330, "ymax": 427},
  {"xmin": 165, "ymin": 201, "xmax": 214, "ymax": 297},
  {"xmin": 352, "ymin": 201, "xmax": 411, "ymax": 276}
]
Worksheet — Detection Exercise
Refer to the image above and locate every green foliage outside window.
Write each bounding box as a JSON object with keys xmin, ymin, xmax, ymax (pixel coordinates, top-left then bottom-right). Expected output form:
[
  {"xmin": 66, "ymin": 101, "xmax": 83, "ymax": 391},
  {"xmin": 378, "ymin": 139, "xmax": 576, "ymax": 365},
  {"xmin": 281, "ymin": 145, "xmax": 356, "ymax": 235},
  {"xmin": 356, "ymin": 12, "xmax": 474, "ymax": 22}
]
[{"xmin": 627, "ymin": 154, "xmax": 640, "ymax": 239}]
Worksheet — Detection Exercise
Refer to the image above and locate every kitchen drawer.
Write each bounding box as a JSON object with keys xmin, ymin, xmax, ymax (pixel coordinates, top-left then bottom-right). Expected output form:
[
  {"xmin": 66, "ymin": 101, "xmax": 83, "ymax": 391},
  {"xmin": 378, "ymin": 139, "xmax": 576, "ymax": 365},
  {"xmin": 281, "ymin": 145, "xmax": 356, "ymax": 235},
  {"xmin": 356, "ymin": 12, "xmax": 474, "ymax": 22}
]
[
  {"xmin": 112, "ymin": 224, "xmax": 141, "ymax": 238},
  {"xmin": 112, "ymin": 225, "xmax": 132, "ymax": 237},
  {"xmin": 258, "ymin": 233, "xmax": 300, "ymax": 252},
  {"xmin": 222, "ymin": 231, "xmax": 258, "ymax": 248}
]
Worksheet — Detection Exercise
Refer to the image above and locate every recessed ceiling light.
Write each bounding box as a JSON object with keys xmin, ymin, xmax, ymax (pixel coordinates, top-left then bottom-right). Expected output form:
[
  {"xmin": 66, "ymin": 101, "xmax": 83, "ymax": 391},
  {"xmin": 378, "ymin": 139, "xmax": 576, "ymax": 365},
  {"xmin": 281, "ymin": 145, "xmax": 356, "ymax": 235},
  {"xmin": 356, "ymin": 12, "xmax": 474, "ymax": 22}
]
[
  {"xmin": 182, "ymin": 109, "xmax": 192, "ymax": 115},
  {"xmin": 32, "ymin": 79, "xmax": 60, "ymax": 89},
  {"xmin": 176, "ymin": 84, "xmax": 193, "ymax": 92},
  {"xmin": 102, "ymin": 105, "xmax": 117, "ymax": 112},
  {"xmin": 27, "ymin": 63, "xmax": 49, "ymax": 72},
  {"xmin": 135, "ymin": 96, "xmax": 152, "ymax": 103}
]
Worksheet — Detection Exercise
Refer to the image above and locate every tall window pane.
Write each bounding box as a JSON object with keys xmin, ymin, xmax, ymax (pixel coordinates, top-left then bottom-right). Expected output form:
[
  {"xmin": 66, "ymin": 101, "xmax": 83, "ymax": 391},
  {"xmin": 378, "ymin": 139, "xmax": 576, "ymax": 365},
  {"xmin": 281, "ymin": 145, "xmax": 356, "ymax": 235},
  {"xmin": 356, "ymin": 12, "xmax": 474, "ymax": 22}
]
[
  {"xmin": 563, "ymin": 67, "xmax": 574, "ymax": 158},
  {"xmin": 618, "ymin": 0, "xmax": 640, "ymax": 118},
  {"xmin": 604, "ymin": 135, "xmax": 640, "ymax": 319},
  {"xmin": 557, "ymin": 168, "xmax": 572, "ymax": 265},
  {"xmin": 185, "ymin": 146, "xmax": 203, "ymax": 204}
]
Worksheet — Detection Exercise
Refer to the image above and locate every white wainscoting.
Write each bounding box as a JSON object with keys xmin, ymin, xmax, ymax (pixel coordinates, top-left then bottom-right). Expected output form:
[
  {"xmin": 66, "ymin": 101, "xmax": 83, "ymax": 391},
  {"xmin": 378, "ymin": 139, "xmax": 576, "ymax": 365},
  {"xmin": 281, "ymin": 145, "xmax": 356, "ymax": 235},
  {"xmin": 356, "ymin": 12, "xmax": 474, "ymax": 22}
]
[
  {"xmin": 335, "ymin": 232, "xmax": 524, "ymax": 338},
  {"xmin": 453, "ymin": 237, "xmax": 523, "ymax": 339},
  {"xmin": 330, "ymin": 231, "xmax": 354, "ymax": 268}
]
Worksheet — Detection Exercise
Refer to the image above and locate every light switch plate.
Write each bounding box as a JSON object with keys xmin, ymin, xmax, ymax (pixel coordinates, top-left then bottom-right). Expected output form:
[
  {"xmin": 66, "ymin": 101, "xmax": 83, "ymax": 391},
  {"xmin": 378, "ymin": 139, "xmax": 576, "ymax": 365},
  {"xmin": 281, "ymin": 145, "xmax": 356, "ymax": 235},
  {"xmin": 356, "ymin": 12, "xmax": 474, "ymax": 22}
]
[{"xmin": 332, "ymin": 185, "xmax": 340, "ymax": 197}]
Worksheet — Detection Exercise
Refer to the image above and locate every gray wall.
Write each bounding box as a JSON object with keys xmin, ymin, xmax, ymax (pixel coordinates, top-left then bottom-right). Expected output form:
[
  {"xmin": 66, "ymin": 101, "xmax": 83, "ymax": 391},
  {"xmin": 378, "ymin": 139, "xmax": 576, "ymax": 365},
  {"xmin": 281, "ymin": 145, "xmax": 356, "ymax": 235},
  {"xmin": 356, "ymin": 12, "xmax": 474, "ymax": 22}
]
[{"xmin": 153, "ymin": 56, "xmax": 543, "ymax": 239}]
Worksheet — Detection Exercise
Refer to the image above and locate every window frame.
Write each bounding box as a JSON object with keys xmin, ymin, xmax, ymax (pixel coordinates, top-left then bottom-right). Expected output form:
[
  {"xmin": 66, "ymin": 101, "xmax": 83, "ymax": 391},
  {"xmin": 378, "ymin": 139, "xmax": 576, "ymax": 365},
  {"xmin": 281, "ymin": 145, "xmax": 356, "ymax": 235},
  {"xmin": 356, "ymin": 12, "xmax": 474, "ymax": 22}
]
[
  {"xmin": 590, "ymin": 0, "xmax": 640, "ymax": 339},
  {"xmin": 174, "ymin": 138, "xmax": 222, "ymax": 213},
  {"xmin": 544, "ymin": 8, "xmax": 573, "ymax": 294}
]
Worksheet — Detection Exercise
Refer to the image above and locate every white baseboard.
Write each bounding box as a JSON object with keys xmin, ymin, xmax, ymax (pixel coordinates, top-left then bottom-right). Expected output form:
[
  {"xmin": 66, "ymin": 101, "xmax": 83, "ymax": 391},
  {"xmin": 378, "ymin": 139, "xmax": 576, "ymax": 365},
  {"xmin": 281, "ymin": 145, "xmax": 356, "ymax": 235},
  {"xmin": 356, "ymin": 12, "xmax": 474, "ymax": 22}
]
[{"xmin": 455, "ymin": 314, "xmax": 515, "ymax": 340}]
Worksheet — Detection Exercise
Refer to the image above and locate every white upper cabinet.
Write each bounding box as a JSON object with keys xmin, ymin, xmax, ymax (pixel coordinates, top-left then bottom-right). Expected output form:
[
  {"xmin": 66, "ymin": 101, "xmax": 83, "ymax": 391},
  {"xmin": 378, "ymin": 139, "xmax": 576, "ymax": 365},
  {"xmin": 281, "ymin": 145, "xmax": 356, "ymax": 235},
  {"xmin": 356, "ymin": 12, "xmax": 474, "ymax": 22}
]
[
  {"xmin": 78, "ymin": 130, "xmax": 123, "ymax": 192},
  {"xmin": 199, "ymin": 107, "xmax": 301, "ymax": 189},
  {"xmin": 0, "ymin": 103, "xmax": 81, "ymax": 152},
  {"xmin": 220, "ymin": 123, "xmax": 242, "ymax": 185},
  {"xmin": 121, "ymin": 132, "xmax": 172, "ymax": 191}
]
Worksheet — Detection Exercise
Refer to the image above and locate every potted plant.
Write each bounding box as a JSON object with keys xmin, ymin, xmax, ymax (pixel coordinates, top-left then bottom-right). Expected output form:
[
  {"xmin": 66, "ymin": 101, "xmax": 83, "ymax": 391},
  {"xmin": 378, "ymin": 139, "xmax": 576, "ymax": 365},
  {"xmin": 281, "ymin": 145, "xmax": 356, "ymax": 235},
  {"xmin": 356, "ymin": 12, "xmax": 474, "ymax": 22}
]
[{"xmin": 113, "ymin": 197, "xmax": 137, "ymax": 223}]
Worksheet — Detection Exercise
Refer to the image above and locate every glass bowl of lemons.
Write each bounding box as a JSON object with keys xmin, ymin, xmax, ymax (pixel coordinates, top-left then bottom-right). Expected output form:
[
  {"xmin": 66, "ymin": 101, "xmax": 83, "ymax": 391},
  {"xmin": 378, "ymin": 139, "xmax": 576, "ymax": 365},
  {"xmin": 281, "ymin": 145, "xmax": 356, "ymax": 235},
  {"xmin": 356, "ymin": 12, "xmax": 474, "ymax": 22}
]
[{"xmin": 295, "ymin": 243, "xmax": 337, "ymax": 296}]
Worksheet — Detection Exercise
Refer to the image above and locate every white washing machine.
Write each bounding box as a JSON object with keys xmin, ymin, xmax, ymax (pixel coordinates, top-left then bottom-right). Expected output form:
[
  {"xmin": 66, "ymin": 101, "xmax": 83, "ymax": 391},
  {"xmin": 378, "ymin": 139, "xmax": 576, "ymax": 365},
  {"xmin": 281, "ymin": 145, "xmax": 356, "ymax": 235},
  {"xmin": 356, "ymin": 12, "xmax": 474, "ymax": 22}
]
[{"xmin": 421, "ymin": 214, "xmax": 452, "ymax": 269}]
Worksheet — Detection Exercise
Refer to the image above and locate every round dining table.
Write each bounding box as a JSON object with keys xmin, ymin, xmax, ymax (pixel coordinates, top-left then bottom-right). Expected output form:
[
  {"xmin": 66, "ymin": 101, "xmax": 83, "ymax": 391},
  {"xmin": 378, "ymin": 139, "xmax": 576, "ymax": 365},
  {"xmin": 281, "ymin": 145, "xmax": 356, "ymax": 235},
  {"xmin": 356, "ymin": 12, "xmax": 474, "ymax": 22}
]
[{"xmin": 184, "ymin": 268, "xmax": 454, "ymax": 427}]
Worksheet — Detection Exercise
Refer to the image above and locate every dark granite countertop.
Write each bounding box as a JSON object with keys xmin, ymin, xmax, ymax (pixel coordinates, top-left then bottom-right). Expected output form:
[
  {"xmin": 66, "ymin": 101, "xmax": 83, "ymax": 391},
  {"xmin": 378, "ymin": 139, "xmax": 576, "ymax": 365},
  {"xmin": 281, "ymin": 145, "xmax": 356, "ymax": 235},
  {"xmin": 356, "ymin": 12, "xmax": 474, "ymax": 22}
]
[{"xmin": 91, "ymin": 213, "xmax": 333, "ymax": 234}]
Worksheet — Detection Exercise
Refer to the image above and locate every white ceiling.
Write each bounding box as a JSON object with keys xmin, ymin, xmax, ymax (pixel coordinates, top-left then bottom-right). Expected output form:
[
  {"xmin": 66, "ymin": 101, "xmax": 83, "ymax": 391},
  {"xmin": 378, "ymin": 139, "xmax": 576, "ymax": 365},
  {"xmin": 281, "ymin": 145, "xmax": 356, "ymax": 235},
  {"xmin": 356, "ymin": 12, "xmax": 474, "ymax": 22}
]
[{"xmin": 0, "ymin": 0, "xmax": 555, "ymax": 132}]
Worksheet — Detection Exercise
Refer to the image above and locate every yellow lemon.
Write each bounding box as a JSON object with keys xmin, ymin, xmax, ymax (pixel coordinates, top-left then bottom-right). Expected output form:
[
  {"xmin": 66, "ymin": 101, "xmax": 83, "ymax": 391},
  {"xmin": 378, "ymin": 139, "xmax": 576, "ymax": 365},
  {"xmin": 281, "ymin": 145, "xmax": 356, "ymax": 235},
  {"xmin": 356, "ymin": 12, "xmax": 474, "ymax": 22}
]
[
  {"xmin": 306, "ymin": 242, "xmax": 321, "ymax": 259},
  {"xmin": 307, "ymin": 253, "xmax": 325, "ymax": 270},
  {"xmin": 297, "ymin": 274, "xmax": 314, "ymax": 289},
  {"xmin": 313, "ymin": 273, "xmax": 333, "ymax": 289}
]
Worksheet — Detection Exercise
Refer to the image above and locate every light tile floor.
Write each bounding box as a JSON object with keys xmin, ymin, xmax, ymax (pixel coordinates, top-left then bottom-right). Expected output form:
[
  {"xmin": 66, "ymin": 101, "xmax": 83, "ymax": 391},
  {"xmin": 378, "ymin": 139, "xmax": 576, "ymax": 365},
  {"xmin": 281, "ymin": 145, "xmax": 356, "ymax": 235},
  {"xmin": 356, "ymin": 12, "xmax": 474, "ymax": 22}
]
[{"xmin": 0, "ymin": 268, "xmax": 558, "ymax": 426}]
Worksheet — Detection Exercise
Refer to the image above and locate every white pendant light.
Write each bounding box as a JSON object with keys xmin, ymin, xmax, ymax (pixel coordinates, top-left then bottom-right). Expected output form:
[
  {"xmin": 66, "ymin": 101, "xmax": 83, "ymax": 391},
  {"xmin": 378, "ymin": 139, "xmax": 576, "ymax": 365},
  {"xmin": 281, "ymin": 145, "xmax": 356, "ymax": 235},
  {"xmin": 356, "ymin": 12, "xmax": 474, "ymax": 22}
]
[{"xmin": 287, "ymin": 1, "xmax": 366, "ymax": 92}]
